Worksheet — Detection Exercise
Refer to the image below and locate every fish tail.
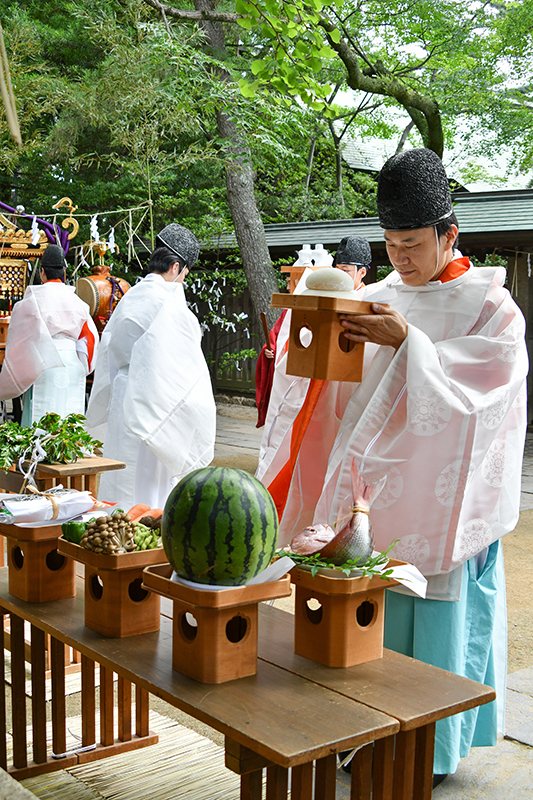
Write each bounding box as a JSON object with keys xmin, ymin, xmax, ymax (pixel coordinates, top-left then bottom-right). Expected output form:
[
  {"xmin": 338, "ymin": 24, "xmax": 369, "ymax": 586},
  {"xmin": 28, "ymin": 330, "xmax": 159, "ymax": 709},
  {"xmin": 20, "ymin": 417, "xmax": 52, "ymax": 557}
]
[{"xmin": 351, "ymin": 458, "xmax": 386, "ymax": 508}]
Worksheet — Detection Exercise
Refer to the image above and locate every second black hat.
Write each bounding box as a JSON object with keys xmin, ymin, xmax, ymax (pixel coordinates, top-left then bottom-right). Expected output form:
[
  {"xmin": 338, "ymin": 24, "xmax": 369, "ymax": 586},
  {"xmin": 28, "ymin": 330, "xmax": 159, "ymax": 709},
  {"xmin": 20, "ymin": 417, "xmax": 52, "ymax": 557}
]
[{"xmin": 334, "ymin": 236, "xmax": 372, "ymax": 267}]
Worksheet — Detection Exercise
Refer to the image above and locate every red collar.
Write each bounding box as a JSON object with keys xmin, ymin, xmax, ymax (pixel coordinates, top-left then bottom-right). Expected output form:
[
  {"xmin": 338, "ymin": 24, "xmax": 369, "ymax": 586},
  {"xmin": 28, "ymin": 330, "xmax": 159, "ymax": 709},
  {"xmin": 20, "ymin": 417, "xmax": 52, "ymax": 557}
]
[{"xmin": 435, "ymin": 256, "xmax": 470, "ymax": 283}]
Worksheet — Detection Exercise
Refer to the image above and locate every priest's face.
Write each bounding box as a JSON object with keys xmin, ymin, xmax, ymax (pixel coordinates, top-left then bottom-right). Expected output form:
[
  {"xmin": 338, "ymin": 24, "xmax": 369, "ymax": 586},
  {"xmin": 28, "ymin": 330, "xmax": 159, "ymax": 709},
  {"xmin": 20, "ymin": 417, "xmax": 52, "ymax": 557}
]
[
  {"xmin": 336, "ymin": 264, "xmax": 367, "ymax": 289},
  {"xmin": 384, "ymin": 225, "xmax": 457, "ymax": 286}
]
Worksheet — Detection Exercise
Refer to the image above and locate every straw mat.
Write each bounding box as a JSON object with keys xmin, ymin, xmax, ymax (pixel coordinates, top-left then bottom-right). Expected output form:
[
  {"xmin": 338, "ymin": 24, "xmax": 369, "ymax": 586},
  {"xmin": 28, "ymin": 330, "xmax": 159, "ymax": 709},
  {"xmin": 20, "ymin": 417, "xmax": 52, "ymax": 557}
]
[{"xmin": 20, "ymin": 710, "xmax": 241, "ymax": 800}]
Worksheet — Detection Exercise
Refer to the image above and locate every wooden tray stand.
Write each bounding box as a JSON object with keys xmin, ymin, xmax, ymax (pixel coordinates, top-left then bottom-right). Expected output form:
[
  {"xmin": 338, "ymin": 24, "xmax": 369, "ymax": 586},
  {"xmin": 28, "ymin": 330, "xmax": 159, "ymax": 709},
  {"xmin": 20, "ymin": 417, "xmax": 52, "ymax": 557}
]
[
  {"xmin": 143, "ymin": 564, "xmax": 292, "ymax": 684},
  {"xmin": 1, "ymin": 523, "xmax": 75, "ymax": 603},
  {"xmin": 271, "ymin": 293, "xmax": 372, "ymax": 382},
  {"xmin": 290, "ymin": 564, "xmax": 403, "ymax": 668},
  {"xmin": 58, "ymin": 539, "xmax": 166, "ymax": 638}
]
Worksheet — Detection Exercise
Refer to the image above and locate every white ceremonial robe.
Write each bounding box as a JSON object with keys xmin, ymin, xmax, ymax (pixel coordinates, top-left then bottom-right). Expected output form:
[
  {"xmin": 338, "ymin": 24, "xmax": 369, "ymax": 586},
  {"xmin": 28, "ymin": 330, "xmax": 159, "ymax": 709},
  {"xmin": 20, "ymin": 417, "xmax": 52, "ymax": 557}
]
[
  {"xmin": 0, "ymin": 282, "xmax": 98, "ymax": 424},
  {"xmin": 257, "ymin": 263, "xmax": 528, "ymax": 774},
  {"xmin": 86, "ymin": 273, "xmax": 216, "ymax": 510}
]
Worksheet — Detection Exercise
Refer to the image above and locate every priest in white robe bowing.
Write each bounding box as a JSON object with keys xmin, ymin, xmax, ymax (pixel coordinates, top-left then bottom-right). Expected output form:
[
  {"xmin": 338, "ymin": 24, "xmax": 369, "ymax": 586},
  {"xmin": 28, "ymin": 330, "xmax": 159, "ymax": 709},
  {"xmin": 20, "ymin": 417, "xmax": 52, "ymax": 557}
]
[
  {"xmin": 0, "ymin": 244, "xmax": 98, "ymax": 424},
  {"xmin": 86, "ymin": 223, "xmax": 216, "ymax": 511},
  {"xmin": 257, "ymin": 149, "xmax": 528, "ymax": 783}
]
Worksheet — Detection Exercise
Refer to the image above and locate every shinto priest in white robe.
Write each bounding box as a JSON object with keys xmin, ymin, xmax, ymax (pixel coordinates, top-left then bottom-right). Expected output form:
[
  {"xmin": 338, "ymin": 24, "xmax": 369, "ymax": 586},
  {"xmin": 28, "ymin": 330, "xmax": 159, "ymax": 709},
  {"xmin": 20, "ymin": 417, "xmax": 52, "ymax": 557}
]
[
  {"xmin": 257, "ymin": 260, "xmax": 528, "ymax": 774},
  {"xmin": 85, "ymin": 273, "xmax": 216, "ymax": 510},
  {"xmin": 0, "ymin": 281, "xmax": 98, "ymax": 424}
]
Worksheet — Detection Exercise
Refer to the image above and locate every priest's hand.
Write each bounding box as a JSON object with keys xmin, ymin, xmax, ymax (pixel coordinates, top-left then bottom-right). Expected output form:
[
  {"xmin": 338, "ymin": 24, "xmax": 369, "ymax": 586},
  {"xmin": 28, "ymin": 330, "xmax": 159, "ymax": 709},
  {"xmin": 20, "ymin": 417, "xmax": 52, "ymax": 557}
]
[{"xmin": 339, "ymin": 304, "xmax": 408, "ymax": 350}]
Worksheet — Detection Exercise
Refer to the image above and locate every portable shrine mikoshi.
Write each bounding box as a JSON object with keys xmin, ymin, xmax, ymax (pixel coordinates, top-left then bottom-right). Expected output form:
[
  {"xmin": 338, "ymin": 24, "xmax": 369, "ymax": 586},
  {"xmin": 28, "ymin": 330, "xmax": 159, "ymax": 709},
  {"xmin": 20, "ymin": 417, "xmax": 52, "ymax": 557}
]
[
  {"xmin": 290, "ymin": 562, "xmax": 404, "ymax": 668},
  {"xmin": 142, "ymin": 564, "xmax": 292, "ymax": 683}
]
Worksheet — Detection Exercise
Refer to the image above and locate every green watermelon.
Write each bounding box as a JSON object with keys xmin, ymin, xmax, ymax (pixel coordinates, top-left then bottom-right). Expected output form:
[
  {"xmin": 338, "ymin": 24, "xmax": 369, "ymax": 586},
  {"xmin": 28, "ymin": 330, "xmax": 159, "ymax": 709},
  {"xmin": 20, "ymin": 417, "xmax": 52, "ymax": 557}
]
[{"xmin": 162, "ymin": 466, "xmax": 279, "ymax": 586}]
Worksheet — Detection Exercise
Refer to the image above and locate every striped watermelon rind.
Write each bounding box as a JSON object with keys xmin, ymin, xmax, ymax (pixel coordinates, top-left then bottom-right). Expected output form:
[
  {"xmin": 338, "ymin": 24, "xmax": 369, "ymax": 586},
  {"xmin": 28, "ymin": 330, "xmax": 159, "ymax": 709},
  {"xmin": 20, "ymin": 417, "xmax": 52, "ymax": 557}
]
[{"xmin": 162, "ymin": 466, "xmax": 279, "ymax": 586}]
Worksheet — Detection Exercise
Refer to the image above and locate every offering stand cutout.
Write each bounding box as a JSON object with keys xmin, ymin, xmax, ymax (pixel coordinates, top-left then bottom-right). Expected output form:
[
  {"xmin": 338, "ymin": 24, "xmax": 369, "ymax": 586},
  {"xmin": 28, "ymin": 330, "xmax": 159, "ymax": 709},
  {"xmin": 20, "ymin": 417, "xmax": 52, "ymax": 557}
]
[
  {"xmin": 142, "ymin": 564, "xmax": 292, "ymax": 684},
  {"xmin": 290, "ymin": 562, "xmax": 404, "ymax": 668},
  {"xmin": 58, "ymin": 539, "xmax": 166, "ymax": 638},
  {"xmin": 271, "ymin": 293, "xmax": 379, "ymax": 382}
]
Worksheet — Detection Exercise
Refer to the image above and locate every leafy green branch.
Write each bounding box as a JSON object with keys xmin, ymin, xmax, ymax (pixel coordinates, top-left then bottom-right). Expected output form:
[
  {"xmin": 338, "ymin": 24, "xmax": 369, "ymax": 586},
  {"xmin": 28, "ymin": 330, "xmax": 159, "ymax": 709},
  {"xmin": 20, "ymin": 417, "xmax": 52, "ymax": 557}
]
[
  {"xmin": 280, "ymin": 539, "xmax": 399, "ymax": 578},
  {"xmin": 0, "ymin": 413, "xmax": 102, "ymax": 472}
]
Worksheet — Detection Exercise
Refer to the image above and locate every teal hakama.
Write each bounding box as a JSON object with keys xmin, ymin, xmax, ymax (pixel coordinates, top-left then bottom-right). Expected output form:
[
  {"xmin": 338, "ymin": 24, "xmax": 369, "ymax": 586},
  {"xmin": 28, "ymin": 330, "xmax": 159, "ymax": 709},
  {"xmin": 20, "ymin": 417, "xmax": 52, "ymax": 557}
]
[{"xmin": 384, "ymin": 540, "xmax": 506, "ymax": 775}]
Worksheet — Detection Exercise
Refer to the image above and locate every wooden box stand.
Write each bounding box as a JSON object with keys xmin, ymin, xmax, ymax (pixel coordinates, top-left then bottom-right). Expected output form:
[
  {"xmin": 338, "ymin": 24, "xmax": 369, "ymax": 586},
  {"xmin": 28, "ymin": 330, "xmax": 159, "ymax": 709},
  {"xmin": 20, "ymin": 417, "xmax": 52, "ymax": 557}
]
[
  {"xmin": 58, "ymin": 539, "xmax": 167, "ymax": 638},
  {"xmin": 271, "ymin": 292, "xmax": 377, "ymax": 382},
  {"xmin": 290, "ymin": 562, "xmax": 403, "ymax": 668},
  {"xmin": 143, "ymin": 564, "xmax": 292, "ymax": 684},
  {"xmin": 0, "ymin": 522, "xmax": 75, "ymax": 603}
]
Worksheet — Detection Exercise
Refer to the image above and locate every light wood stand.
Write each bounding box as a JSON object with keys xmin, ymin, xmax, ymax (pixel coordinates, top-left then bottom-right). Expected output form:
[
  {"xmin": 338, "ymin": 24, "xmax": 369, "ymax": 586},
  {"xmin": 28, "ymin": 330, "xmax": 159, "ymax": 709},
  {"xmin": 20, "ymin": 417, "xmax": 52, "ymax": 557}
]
[
  {"xmin": 291, "ymin": 564, "xmax": 402, "ymax": 668},
  {"xmin": 1, "ymin": 523, "xmax": 75, "ymax": 603},
  {"xmin": 271, "ymin": 292, "xmax": 376, "ymax": 382},
  {"xmin": 143, "ymin": 564, "xmax": 292, "ymax": 684},
  {"xmin": 58, "ymin": 539, "xmax": 167, "ymax": 638}
]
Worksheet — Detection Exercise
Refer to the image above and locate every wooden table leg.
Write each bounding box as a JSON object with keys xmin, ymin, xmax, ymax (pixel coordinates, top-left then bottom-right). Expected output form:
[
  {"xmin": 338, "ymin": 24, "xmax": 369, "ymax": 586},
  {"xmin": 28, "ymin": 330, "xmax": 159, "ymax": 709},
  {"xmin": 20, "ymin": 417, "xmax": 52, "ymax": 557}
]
[
  {"xmin": 135, "ymin": 684, "xmax": 149, "ymax": 738},
  {"xmin": 100, "ymin": 665, "xmax": 114, "ymax": 747},
  {"xmin": 315, "ymin": 753, "xmax": 336, "ymax": 800},
  {"xmin": 373, "ymin": 735, "xmax": 394, "ymax": 800},
  {"xmin": 30, "ymin": 625, "xmax": 47, "ymax": 764},
  {"xmin": 0, "ymin": 608, "xmax": 7, "ymax": 770},
  {"xmin": 351, "ymin": 743, "xmax": 373, "ymax": 800},
  {"xmin": 10, "ymin": 613, "xmax": 27, "ymax": 769},
  {"xmin": 241, "ymin": 770, "xmax": 263, "ymax": 800},
  {"xmin": 118, "ymin": 676, "xmax": 132, "ymax": 742},
  {"xmin": 413, "ymin": 723, "xmax": 435, "ymax": 800},
  {"xmin": 266, "ymin": 764, "xmax": 289, "ymax": 800},
  {"xmin": 50, "ymin": 637, "xmax": 67, "ymax": 757},
  {"xmin": 291, "ymin": 761, "xmax": 313, "ymax": 800},
  {"xmin": 392, "ymin": 730, "xmax": 416, "ymax": 800},
  {"xmin": 81, "ymin": 655, "xmax": 96, "ymax": 748}
]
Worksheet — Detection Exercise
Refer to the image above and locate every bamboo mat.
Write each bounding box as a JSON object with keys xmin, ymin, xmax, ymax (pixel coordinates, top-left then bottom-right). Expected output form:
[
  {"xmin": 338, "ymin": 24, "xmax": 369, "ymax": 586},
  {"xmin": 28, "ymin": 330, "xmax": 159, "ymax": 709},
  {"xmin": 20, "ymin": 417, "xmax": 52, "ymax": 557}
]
[{"xmin": 20, "ymin": 711, "xmax": 242, "ymax": 800}]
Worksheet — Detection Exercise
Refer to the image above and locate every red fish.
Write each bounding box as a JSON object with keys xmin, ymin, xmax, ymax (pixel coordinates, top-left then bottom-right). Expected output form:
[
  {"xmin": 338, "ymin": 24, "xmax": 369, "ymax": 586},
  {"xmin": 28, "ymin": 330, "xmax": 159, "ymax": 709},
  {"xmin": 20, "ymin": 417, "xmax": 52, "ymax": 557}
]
[{"xmin": 289, "ymin": 459, "xmax": 386, "ymax": 566}]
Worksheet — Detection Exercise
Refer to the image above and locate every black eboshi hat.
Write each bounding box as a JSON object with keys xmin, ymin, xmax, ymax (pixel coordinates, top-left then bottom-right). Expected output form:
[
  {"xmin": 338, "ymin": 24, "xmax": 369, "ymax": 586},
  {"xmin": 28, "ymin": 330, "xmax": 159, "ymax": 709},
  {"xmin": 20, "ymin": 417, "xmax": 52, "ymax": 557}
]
[
  {"xmin": 377, "ymin": 148, "xmax": 453, "ymax": 230},
  {"xmin": 41, "ymin": 244, "xmax": 66, "ymax": 269},
  {"xmin": 155, "ymin": 223, "xmax": 200, "ymax": 268},
  {"xmin": 333, "ymin": 236, "xmax": 372, "ymax": 267}
]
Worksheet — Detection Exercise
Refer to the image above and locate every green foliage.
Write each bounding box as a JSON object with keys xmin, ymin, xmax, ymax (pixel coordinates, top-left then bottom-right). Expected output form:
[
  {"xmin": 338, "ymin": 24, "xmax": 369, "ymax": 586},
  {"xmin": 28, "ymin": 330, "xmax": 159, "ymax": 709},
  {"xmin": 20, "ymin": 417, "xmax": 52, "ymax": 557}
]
[
  {"xmin": 280, "ymin": 539, "xmax": 399, "ymax": 578},
  {"xmin": 0, "ymin": 413, "xmax": 102, "ymax": 472}
]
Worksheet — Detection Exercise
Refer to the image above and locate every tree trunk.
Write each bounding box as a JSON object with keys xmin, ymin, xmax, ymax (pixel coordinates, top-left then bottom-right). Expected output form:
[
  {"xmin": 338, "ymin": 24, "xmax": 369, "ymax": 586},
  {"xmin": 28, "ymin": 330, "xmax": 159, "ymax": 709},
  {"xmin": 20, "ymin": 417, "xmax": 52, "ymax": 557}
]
[{"xmin": 193, "ymin": 0, "xmax": 280, "ymax": 329}]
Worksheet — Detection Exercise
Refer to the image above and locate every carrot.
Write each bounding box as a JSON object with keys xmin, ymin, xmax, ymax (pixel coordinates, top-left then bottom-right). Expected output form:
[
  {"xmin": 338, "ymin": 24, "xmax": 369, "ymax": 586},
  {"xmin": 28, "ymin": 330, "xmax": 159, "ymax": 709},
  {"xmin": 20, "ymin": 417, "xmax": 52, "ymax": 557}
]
[
  {"xmin": 127, "ymin": 503, "xmax": 151, "ymax": 522},
  {"xmin": 148, "ymin": 508, "xmax": 163, "ymax": 519}
]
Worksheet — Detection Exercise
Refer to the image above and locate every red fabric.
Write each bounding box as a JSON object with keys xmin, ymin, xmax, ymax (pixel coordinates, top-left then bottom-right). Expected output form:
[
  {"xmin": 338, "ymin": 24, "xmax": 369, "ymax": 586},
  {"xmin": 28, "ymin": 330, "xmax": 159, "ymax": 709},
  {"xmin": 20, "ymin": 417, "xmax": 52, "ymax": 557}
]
[
  {"xmin": 267, "ymin": 379, "xmax": 325, "ymax": 519},
  {"xmin": 255, "ymin": 311, "xmax": 286, "ymax": 428},
  {"xmin": 437, "ymin": 256, "xmax": 470, "ymax": 283},
  {"xmin": 78, "ymin": 320, "xmax": 96, "ymax": 371}
]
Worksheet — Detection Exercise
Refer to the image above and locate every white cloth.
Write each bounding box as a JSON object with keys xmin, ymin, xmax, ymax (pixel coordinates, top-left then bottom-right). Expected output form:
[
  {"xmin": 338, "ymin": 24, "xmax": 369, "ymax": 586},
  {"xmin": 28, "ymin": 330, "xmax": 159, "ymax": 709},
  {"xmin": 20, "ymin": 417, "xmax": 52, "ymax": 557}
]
[
  {"xmin": 86, "ymin": 273, "xmax": 216, "ymax": 510},
  {"xmin": 0, "ymin": 282, "xmax": 98, "ymax": 420},
  {"xmin": 257, "ymin": 265, "xmax": 528, "ymax": 587}
]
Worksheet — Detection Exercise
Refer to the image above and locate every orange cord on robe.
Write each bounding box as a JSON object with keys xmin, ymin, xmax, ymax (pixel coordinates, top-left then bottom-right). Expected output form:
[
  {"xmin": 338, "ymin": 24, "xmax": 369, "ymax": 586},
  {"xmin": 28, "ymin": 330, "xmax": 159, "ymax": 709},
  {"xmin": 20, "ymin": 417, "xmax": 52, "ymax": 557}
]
[{"xmin": 267, "ymin": 378, "xmax": 325, "ymax": 519}]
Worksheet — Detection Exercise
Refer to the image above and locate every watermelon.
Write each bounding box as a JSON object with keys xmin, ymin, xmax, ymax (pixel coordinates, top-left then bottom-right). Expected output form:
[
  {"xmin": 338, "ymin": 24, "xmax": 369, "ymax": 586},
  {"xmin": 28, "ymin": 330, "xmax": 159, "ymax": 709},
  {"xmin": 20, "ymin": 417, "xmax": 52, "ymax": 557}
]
[{"xmin": 162, "ymin": 466, "xmax": 279, "ymax": 586}]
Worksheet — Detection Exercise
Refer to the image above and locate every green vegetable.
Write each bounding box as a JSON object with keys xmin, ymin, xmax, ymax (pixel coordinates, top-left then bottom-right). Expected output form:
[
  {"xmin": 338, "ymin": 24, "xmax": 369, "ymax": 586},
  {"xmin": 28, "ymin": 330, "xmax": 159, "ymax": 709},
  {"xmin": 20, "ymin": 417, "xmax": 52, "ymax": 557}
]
[
  {"xmin": 61, "ymin": 520, "xmax": 87, "ymax": 545},
  {"xmin": 0, "ymin": 413, "xmax": 103, "ymax": 471},
  {"xmin": 133, "ymin": 522, "xmax": 160, "ymax": 551},
  {"xmin": 282, "ymin": 540, "xmax": 400, "ymax": 579}
]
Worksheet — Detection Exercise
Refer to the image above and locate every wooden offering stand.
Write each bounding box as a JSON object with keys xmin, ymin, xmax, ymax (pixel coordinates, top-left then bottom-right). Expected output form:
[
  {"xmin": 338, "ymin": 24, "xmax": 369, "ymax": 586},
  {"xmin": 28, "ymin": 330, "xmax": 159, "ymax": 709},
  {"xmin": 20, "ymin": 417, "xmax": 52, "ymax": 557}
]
[
  {"xmin": 1, "ymin": 522, "xmax": 76, "ymax": 603},
  {"xmin": 290, "ymin": 561, "xmax": 404, "ymax": 668},
  {"xmin": 271, "ymin": 292, "xmax": 377, "ymax": 382},
  {"xmin": 0, "ymin": 456, "xmax": 126, "ymax": 496},
  {"xmin": 142, "ymin": 564, "xmax": 292, "ymax": 684},
  {"xmin": 58, "ymin": 539, "xmax": 167, "ymax": 638}
]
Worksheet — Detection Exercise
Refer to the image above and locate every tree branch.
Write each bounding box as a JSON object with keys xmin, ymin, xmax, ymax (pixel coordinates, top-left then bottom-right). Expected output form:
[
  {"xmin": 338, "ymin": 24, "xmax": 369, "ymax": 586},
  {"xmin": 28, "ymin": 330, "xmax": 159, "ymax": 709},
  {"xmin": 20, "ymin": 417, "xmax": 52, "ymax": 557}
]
[{"xmin": 143, "ymin": 0, "xmax": 239, "ymax": 24}]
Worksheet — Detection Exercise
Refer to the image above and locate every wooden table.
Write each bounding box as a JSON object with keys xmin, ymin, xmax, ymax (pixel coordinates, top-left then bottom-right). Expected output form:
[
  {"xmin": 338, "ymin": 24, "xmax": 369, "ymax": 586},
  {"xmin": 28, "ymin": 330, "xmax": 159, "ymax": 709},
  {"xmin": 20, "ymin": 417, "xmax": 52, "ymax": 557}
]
[
  {"xmin": 0, "ymin": 456, "xmax": 126, "ymax": 495},
  {"xmin": 0, "ymin": 571, "xmax": 495, "ymax": 800}
]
